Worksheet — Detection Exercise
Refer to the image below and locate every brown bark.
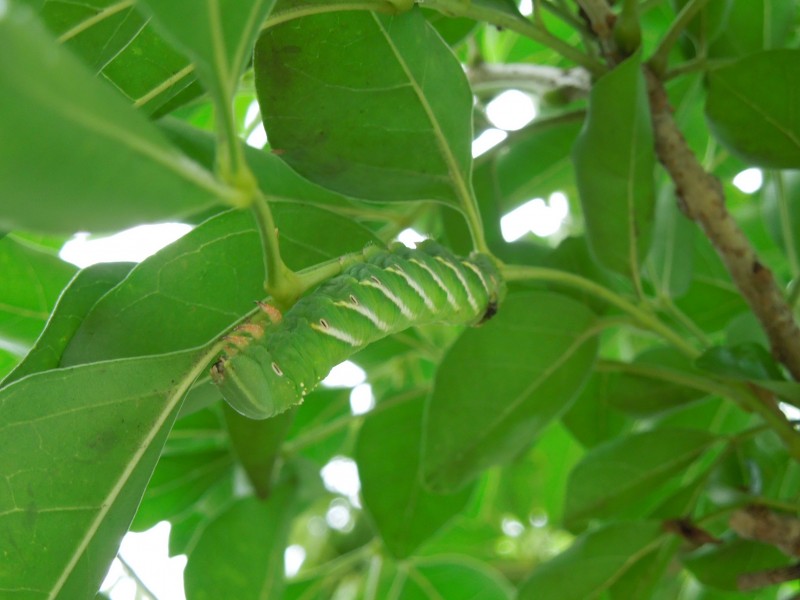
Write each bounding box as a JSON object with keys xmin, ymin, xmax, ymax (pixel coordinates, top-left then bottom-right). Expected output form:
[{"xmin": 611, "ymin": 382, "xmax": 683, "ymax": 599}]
[
  {"xmin": 645, "ymin": 70, "xmax": 800, "ymax": 381},
  {"xmin": 573, "ymin": 1, "xmax": 800, "ymax": 382},
  {"xmin": 738, "ymin": 563, "xmax": 800, "ymax": 592},
  {"xmin": 730, "ymin": 505, "xmax": 800, "ymax": 557}
]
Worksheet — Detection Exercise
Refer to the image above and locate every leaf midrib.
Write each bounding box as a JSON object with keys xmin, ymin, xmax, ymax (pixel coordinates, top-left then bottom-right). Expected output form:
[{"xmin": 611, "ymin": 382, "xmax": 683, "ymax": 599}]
[
  {"xmin": 48, "ymin": 347, "xmax": 213, "ymax": 599},
  {"xmin": 372, "ymin": 13, "xmax": 471, "ymax": 207}
]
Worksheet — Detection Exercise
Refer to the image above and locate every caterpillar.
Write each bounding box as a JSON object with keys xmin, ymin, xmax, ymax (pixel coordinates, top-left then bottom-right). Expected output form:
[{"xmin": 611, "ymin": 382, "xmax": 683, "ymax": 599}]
[{"xmin": 211, "ymin": 240, "xmax": 504, "ymax": 419}]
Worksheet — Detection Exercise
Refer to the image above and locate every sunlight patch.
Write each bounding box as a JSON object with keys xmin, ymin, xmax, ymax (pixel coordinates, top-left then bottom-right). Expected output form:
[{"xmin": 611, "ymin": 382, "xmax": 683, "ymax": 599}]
[
  {"xmin": 733, "ymin": 168, "xmax": 763, "ymax": 194},
  {"xmin": 59, "ymin": 223, "xmax": 192, "ymax": 268},
  {"xmin": 350, "ymin": 383, "xmax": 375, "ymax": 415},
  {"xmin": 246, "ymin": 123, "xmax": 267, "ymax": 149},
  {"xmin": 321, "ymin": 456, "xmax": 361, "ymax": 505},
  {"xmin": 472, "ymin": 128, "xmax": 508, "ymax": 157},
  {"xmin": 500, "ymin": 192, "xmax": 569, "ymax": 241},
  {"xmin": 101, "ymin": 521, "xmax": 187, "ymax": 600},
  {"xmin": 322, "ymin": 361, "xmax": 366, "ymax": 388},
  {"xmin": 284, "ymin": 545, "xmax": 306, "ymax": 577},
  {"xmin": 397, "ymin": 227, "xmax": 427, "ymax": 248},
  {"xmin": 487, "ymin": 90, "xmax": 537, "ymax": 131}
]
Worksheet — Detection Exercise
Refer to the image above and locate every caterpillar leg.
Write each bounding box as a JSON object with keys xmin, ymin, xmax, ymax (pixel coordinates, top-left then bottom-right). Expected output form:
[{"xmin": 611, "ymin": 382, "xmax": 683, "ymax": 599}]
[
  {"xmin": 210, "ymin": 358, "xmax": 225, "ymax": 384},
  {"xmin": 257, "ymin": 301, "xmax": 283, "ymax": 324},
  {"xmin": 236, "ymin": 322, "xmax": 265, "ymax": 338},
  {"xmin": 211, "ymin": 300, "xmax": 283, "ymax": 389}
]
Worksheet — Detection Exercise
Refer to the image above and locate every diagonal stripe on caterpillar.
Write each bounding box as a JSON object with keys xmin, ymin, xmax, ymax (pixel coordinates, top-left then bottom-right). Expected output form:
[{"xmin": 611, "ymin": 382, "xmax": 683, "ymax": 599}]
[{"xmin": 211, "ymin": 240, "xmax": 504, "ymax": 419}]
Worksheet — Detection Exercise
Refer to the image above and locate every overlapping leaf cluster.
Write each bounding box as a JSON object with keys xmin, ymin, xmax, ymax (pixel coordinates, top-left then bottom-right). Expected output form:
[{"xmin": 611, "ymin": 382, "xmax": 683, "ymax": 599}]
[{"xmin": 2, "ymin": 1, "xmax": 800, "ymax": 599}]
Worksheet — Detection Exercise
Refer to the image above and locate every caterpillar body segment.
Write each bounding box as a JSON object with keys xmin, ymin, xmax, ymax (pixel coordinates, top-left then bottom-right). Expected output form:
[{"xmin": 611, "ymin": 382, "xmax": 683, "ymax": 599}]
[{"xmin": 213, "ymin": 240, "xmax": 504, "ymax": 419}]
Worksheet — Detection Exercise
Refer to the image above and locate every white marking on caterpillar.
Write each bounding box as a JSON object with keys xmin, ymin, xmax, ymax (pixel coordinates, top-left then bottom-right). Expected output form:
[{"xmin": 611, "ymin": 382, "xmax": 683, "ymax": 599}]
[
  {"xmin": 310, "ymin": 322, "xmax": 363, "ymax": 346},
  {"xmin": 271, "ymin": 362, "xmax": 284, "ymax": 376},
  {"xmin": 435, "ymin": 257, "xmax": 478, "ymax": 312},
  {"xmin": 409, "ymin": 258, "xmax": 458, "ymax": 309},
  {"xmin": 360, "ymin": 275, "xmax": 413, "ymax": 318},
  {"xmin": 334, "ymin": 299, "xmax": 391, "ymax": 331},
  {"xmin": 386, "ymin": 265, "xmax": 436, "ymax": 311},
  {"xmin": 462, "ymin": 261, "xmax": 491, "ymax": 294}
]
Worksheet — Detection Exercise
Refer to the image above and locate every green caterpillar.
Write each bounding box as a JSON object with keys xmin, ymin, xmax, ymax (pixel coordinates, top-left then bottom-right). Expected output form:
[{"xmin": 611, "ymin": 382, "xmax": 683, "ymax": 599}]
[{"xmin": 211, "ymin": 240, "xmax": 504, "ymax": 419}]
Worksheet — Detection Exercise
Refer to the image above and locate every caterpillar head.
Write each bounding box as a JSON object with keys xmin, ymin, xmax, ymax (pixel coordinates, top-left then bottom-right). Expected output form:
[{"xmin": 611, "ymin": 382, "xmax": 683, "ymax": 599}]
[{"xmin": 213, "ymin": 350, "xmax": 301, "ymax": 419}]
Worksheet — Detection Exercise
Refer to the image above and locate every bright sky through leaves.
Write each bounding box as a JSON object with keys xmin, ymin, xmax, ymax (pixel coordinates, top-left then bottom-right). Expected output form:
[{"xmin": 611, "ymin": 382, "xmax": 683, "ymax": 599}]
[{"xmin": 732, "ymin": 168, "xmax": 763, "ymax": 194}]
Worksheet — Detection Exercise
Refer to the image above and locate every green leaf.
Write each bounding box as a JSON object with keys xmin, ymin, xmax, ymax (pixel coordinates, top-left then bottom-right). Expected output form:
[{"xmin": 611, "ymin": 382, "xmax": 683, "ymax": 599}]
[
  {"xmin": 742, "ymin": 432, "xmax": 800, "ymax": 501},
  {"xmin": 609, "ymin": 538, "xmax": 680, "ymax": 600},
  {"xmin": 708, "ymin": 0, "xmax": 797, "ymax": 58},
  {"xmin": 0, "ymin": 346, "xmax": 208, "ymax": 599},
  {"xmin": 541, "ymin": 237, "xmax": 619, "ymax": 316},
  {"xmin": 159, "ymin": 117, "xmax": 360, "ymax": 209},
  {"xmin": 131, "ymin": 407, "xmax": 233, "ymax": 532},
  {"xmin": 223, "ymin": 405, "xmax": 294, "ymax": 498},
  {"xmin": 384, "ymin": 557, "xmax": 513, "ymax": 600},
  {"xmin": 2, "ymin": 262, "xmax": 132, "ymax": 387},
  {"xmin": 562, "ymin": 372, "xmax": 630, "ymax": 448},
  {"xmin": 255, "ymin": 8, "xmax": 474, "ymax": 204},
  {"xmin": 39, "ymin": 0, "xmax": 147, "ymax": 72},
  {"xmin": 696, "ymin": 343, "xmax": 784, "ymax": 382},
  {"xmin": 0, "ymin": 351, "xmax": 19, "ymax": 382},
  {"xmin": 600, "ymin": 348, "xmax": 708, "ymax": 416},
  {"xmin": 356, "ymin": 393, "xmax": 473, "ymax": 558},
  {"xmin": 167, "ymin": 472, "xmax": 237, "ymax": 556},
  {"xmin": 564, "ymin": 428, "xmax": 718, "ymax": 530},
  {"xmin": 184, "ymin": 485, "xmax": 297, "ymax": 600},
  {"xmin": 61, "ymin": 206, "xmax": 380, "ymax": 364},
  {"xmin": 674, "ymin": 234, "xmax": 748, "ymax": 333},
  {"xmin": 656, "ymin": 395, "xmax": 754, "ymax": 437},
  {"xmin": 485, "ymin": 116, "xmax": 583, "ymax": 213},
  {"xmin": 423, "ymin": 7, "xmax": 477, "ymax": 46},
  {"xmin": 283, "ymin": 387, "xmax": 351, "ymax": 465},
  {"xmin": 132, "ymin": 447, "xmax": 233, "ymax": 532},
  {"xmin": 138, "ymin": 0, "xmax": 276, "ymax": 103},
  {"xmin": 706, "ymin": 49, "xmax": 800, "ymax": 169},
  {"xmin": 416, "ymin": 520, "xmax": 505, "ymax": 565},
  {"xmin": 646, "ymin": 183, "xmax": 695, "ymax": 297},
  {"xmin": 518, "ymin": 521, "xmax": 664, "ymax": 600},
  {"xmin": 105, "ymin": 26, "xmax": 202, "ymax": 116},
  {"xmin": 496, "ymin": 421, "xmax": 584, "ymax": 524},
  {"xmin": 0, "ymin": 236, "xmax": 76, "ymax": 352},
  {"xmin": 30, "ymin": 0, "xmax": 201, "ymax": 114},
  {"xmin": 60, "ymin": 211, "xmax": 261, "ymax": 364},
  {"xmin": 573, "ymin": 51, "xmax": 656, "ymax": 277},
  {"xmin": 761, "ymin": 170, "xmax": 800, "ymax": 270},
  {"xmin": 695, "ymin": 343, "xmax": 800, "ymax": 406},
  {"xmin": 683, "ymin": 538, "xmax": 794, "ymax": 591},
  {"xmin": 671, "ymin": 0, "xmax": 732, "ymax": 49},
  {"xmin": 422, "ymin": 291, "xmax": 598, "ymax": 492},
  {"xmin": 0, "ymin": 4, "xmax": 231, "ymax": 234}
]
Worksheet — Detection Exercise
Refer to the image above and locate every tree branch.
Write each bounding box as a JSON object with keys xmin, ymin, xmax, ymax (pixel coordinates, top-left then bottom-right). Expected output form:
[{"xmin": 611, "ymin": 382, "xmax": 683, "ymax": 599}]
[
  {"xmin": 645, "ymin": 70, "xmax": 800, "ymax": 381},
  {"xmin": 730, "ymin": 505, "xmax": 800, "ymax": 557},
  {"xmin": 575, "ymin": 0, "xmax": 800, "ymax": 381},
  {"xmin": 467, "ymin": 62, "xmax": 590, "ymax": 101},
  {"xmin": 738, "ymin": 563, "xmax": 800, "ymax": 592}
]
